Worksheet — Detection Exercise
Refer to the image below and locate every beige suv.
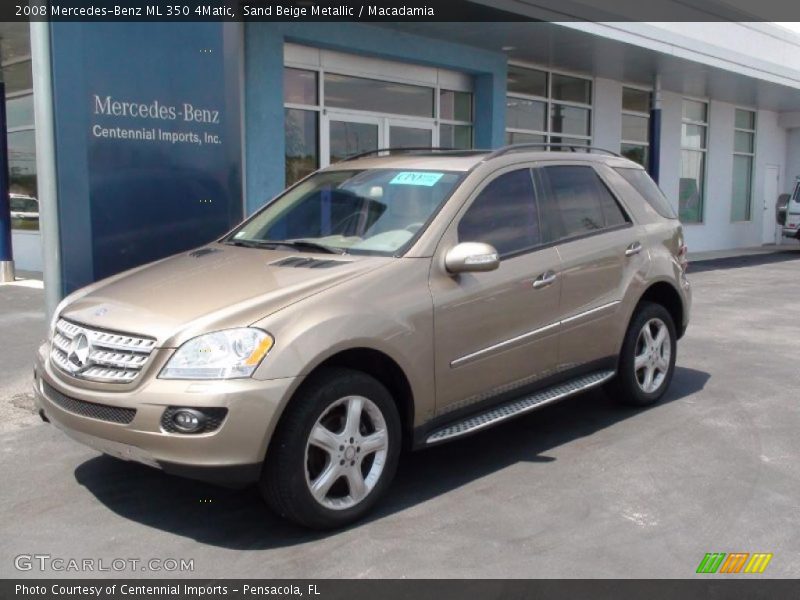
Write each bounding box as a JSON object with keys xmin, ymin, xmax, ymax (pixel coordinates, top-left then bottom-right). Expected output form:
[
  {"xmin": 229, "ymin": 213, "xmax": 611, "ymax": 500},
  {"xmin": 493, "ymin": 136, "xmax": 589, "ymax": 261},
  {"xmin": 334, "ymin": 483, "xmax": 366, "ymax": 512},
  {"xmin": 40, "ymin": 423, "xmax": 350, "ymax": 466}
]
[{"xmin": 34, "ymin": 146, "xmax": 691, "ymax": 529}]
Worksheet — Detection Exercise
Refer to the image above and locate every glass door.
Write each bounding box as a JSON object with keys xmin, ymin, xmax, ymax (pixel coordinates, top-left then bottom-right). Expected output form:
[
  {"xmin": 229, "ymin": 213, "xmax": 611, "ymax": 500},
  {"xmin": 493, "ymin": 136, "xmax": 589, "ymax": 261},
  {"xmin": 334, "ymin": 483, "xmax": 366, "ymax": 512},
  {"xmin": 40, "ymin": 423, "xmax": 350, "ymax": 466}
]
[
  {"xmin": 323, "ymin": 112, "xmax": 381, "ymax": 166},
  {"xmin": 323, "ymin": 113, "xmax": 437, "ymax": 166}
]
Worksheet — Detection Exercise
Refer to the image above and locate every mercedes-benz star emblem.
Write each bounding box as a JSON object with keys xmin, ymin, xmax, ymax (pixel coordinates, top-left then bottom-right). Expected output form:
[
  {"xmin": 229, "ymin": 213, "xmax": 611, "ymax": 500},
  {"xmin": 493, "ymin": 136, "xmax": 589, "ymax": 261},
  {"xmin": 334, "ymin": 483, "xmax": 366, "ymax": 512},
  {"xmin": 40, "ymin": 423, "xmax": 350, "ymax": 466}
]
[{"xmin": 67, "ymin": 333, "xmax": 92, "ymax": 369}]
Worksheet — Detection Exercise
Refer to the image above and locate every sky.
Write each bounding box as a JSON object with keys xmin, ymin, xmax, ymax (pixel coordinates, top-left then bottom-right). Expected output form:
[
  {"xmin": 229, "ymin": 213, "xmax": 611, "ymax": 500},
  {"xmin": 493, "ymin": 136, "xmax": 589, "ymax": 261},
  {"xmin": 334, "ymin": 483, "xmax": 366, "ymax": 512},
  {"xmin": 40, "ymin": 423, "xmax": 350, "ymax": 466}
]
[{"xmin": 774, "ymin": 22, "xmax": 800, "ymax": 34}]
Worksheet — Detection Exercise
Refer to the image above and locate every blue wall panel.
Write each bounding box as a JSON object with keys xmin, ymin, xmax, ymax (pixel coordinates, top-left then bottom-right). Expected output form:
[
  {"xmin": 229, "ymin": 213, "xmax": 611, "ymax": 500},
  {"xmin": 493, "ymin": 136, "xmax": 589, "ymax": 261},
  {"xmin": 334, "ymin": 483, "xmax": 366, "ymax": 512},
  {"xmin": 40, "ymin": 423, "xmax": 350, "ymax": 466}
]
[
  {"xmin": 50, "ymin": 23, "xmax": 243, "ymax": 294},
  {"xmin": 48, "ymin": 21, "xmax": 507, "ymax": 293},
  {"xmin": 244, "ymin": 22, "xmax": 507, "ymax": 215}
]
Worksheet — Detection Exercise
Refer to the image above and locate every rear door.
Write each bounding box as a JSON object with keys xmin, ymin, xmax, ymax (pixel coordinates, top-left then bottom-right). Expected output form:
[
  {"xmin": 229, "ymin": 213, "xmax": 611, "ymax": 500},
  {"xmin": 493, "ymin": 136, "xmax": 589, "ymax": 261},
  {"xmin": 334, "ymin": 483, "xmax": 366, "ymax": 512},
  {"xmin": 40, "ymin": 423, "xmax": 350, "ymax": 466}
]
[
  {"xmin": 430, "ymin": 166, "xmax": 562, "ymax": 415},
  {"xmin": 536, "ymin": 163, "xmax": 648, "ymax": 371}
]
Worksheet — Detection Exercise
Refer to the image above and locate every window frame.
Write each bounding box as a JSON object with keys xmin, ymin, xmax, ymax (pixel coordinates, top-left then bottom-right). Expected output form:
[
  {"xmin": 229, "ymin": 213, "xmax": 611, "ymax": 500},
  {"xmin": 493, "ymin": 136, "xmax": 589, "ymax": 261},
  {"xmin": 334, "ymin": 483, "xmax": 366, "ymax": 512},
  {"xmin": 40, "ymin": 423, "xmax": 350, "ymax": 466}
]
[
  {"xmin": 731, "ymin": 107, "xmax": 756, "ymax": 223},
  {"xmin": 620, "ymin": 84, "xmax": 652, "ymax": 167},
  {"xmin": 283, "ymin": 59, "xmax": 475, "ymax": 185},
  {"xmin": 505, "ymin": 62, "xmax": 594, "ymax": 149},
  {"xmin": 679, "ymin": 97, "xmax": 710, "ymax": 224},
  {"xmin": 455, "ymin": 165, "xmax": 547, "ymax": 261},
  {"xmin": 3, "ymin": 55, "xmax": 37, "ymax": 215}
]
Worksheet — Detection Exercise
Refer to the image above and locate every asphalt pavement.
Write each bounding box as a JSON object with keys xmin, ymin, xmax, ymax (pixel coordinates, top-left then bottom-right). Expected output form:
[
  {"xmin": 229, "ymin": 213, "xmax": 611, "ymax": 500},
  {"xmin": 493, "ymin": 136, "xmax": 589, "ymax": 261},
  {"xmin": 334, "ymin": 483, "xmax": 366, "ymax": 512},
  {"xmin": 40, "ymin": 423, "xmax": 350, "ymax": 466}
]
[{"xmin": 1, "ymin": 251, "xmax": 799, "ymax": 578}]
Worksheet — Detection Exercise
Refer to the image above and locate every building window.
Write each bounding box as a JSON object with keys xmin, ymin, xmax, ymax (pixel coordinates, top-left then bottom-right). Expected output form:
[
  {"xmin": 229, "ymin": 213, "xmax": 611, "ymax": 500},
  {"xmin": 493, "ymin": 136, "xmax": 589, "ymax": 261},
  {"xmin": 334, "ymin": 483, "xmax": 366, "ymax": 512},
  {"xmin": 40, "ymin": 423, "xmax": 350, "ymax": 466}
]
[
  {"xmin": 621, "ymin": 87, "xmax": 651, "ymax": 167},
  {"xmin": 732, "ymin": 108, "xmax": 756, "ymax": 222},
  {"xmin": 282, "ymin": 62, "xmax": 473, "ymax": 186},
  {"xmin": 439, "ymin": 89, "xmax": 473, "ymax": 150},
  {"xmin": 284, "ymin": 68, "xmax": 320, "ymax": 185},
  {"xmin": 679, "ymin": 99, "xmax": 708, "ymax": 223},
  {"xmin": 324, "ymin": 73, "xmax": 434, "ymax": 118},
  {"xmin": 505, "ymin": 64, "xmax": 592, "ymax": 150},
  {"xmin": 3, "ymin": 55, "xmax": 37, "ymax": 231}
]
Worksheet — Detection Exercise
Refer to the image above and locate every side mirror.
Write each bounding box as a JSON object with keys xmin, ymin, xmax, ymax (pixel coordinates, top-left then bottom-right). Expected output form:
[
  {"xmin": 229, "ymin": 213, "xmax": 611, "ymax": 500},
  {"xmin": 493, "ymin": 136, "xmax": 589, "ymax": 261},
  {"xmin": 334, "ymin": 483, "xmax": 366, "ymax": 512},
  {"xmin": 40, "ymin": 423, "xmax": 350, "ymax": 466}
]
[
  {"xmin": 445, "ymin": 242, "xmax": 500, "ymax": 274},
  {"xmin": 776, "ymin": 193, "xmax": 790, "ymax": 226}
]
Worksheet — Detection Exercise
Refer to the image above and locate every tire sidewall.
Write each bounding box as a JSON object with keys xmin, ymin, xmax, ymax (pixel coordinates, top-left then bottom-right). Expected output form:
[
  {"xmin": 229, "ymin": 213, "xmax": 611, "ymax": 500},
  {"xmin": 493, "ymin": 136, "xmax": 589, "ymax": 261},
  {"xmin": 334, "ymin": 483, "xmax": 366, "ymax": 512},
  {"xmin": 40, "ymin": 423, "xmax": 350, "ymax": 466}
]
[{"xmin": 272, "ymin": 369, "xmax": 401, "ymax": 529}]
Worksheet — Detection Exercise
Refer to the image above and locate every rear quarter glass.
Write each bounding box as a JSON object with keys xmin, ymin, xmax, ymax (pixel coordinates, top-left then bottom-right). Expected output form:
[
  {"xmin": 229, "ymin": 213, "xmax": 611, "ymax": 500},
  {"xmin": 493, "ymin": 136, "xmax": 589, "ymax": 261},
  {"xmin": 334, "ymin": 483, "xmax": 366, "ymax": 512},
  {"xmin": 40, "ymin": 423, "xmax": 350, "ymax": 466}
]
[{"xmin": 613, "ymin": 167, "xmax": 678, "ymax": 219}]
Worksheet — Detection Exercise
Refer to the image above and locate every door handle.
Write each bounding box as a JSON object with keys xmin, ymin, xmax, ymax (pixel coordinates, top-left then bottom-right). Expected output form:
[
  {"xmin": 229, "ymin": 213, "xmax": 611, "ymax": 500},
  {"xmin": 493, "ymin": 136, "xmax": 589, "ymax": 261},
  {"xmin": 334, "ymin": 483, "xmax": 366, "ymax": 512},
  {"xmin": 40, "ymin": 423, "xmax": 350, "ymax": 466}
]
[
  {"xmin": 532, "ymin": 270, "xmax": 558, "ymax": 289},
  {"xmin": 625, "ymin": 241, "xmax": 643, "ymax": 257}
]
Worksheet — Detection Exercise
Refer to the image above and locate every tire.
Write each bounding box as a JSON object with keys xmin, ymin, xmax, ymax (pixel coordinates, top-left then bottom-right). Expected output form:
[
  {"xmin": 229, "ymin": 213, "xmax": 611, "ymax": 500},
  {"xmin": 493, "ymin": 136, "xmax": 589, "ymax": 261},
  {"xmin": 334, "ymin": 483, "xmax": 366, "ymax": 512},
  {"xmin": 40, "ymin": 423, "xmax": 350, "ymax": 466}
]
[
  {"xmin": 607, "ymin": 302, "xmax": 677, "ymax": 407},
  {"xmin": 259, "ymin": 367, "xmax": 401, "ymax": 529}
]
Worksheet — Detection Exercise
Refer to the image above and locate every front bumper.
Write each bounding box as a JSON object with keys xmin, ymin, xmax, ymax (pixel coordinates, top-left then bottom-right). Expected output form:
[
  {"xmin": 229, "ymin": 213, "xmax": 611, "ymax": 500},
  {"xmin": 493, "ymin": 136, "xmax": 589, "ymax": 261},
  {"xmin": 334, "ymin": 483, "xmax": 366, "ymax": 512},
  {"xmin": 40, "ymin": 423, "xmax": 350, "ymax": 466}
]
[{"xmin": 33, "ymin": 342, "xmax": 297, "ymax": 486}]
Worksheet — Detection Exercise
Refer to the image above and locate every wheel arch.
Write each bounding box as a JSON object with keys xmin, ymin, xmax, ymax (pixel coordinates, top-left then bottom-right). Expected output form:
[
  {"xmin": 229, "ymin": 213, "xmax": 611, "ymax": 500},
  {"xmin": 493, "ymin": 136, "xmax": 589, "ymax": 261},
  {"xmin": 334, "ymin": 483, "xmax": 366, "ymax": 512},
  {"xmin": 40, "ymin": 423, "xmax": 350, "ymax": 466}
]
[
  {"xmin": 265, "ymin": 347, "xmax": 416, "ymax": 459},
  {"xmin": 636, "ymin": 281, "xmax": 686, "ymax": 339}
]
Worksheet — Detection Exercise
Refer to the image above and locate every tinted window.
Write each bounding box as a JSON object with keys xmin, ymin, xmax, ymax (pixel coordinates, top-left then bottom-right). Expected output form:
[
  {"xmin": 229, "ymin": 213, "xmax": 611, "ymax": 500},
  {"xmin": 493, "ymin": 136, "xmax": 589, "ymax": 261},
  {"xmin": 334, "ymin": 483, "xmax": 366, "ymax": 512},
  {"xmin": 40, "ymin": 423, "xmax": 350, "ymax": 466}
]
[
  {"xmin": 540, "ymin": 166, "xmax": 629, "ymax": 239},
  {"xmin": 458, "ymin": 169, "xmax": 540, "ymax": 256},
  {"xmin": 614, "ymin": 167, "xmax": 677, "ymax": 219}
]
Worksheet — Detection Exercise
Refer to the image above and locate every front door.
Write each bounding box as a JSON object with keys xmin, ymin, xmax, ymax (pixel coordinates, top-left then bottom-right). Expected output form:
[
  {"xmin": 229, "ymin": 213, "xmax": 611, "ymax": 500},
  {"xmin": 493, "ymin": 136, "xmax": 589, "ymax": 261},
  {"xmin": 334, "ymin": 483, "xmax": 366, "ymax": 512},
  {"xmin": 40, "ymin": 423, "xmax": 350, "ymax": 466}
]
[{"xmin": 430, "ymin": 167, "xmax": 562, "ymax": 415}]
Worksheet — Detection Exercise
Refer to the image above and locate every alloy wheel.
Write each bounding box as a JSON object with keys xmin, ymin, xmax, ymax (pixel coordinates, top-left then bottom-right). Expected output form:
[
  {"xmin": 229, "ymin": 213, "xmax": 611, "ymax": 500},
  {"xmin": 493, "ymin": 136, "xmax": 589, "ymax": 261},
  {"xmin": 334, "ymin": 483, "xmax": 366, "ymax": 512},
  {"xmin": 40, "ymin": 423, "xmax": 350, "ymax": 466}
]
[
  {"xmin": 633, "ymin": 317, "xmax": 672, "ymax": 394},
  {"xmin": 304, "ymin": 395, "xmax": 389, "ymax": 510}
]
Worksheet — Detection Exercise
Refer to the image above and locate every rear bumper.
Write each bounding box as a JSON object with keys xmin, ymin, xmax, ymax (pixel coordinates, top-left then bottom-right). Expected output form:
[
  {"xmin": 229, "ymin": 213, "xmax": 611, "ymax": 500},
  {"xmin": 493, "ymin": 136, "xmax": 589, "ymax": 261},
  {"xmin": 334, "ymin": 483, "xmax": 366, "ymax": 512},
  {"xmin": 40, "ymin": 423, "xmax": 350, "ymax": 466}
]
[
  {"xmin": 781, "ymin": 227, "xmax": 799, "ymax": 239},
  {"xmin": 33, "ymin": 342, "xmax": 297, "ymax": 486},
  {"xmin": 678, "ymin": 273, "xmax": 692, "ymax": 338}
]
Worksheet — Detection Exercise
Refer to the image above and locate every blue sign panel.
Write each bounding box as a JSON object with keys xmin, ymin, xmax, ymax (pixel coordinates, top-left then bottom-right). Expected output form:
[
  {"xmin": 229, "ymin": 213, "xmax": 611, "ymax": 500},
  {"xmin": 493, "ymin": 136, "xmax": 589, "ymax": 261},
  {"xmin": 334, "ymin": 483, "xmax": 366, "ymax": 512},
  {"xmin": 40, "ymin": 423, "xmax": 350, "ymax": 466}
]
[{"xmin": 50, "ymin": 23, "xmax": 242, "ymax": 294}]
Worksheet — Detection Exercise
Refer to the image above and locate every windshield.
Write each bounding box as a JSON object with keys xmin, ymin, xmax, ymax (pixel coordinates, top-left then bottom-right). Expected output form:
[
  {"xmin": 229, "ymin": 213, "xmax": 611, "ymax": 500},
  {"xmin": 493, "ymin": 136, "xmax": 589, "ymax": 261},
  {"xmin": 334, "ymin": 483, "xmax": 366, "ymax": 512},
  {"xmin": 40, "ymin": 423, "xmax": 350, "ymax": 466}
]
[{"xmin": 228, "ymin": 169, "xmax": 462, "ymax": 255}]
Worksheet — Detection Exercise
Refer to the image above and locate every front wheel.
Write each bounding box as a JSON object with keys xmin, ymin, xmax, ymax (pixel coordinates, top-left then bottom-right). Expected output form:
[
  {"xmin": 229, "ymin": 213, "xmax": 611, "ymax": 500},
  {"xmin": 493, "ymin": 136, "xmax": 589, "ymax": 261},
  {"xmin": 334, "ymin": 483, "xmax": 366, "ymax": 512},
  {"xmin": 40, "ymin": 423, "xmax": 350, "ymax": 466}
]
[
  {"xmin": 259, "ymin": 368, "xmax": 401, "ymax": 529},
  {"xmin": 608, "ymin": 302, "xmax": 677, "ymax": 407}
]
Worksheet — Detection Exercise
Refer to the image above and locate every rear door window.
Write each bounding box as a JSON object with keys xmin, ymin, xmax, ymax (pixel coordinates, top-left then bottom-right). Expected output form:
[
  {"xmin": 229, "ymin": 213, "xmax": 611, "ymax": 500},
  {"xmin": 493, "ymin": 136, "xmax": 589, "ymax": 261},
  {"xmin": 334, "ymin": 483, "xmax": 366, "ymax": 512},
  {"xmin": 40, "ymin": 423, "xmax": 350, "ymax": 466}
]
[{"xmin": 538, "ymin": 165, "xmax": 630, "ymax": 241}]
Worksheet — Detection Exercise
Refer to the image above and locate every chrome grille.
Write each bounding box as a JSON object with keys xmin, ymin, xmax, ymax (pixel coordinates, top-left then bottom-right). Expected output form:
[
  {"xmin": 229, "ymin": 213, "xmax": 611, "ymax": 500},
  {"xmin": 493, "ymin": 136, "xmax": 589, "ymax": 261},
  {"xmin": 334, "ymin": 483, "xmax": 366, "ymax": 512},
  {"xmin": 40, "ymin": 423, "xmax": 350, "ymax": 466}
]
[{"xmin": 50, "ymin": 318, "xmax": 156, "ymax": 383}]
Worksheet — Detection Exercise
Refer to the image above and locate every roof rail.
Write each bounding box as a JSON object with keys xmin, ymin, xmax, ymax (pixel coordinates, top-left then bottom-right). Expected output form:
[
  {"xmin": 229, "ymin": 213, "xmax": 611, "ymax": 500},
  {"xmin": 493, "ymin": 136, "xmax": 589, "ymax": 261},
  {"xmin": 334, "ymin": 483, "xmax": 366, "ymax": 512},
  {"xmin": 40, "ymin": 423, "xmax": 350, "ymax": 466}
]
[
  {"xmin": 341, "ymin": 147, "xmax": 488, "ymax": 162},
  {"xmin": 482, "ymin": 143, "xmax": 621, "ymax": 162}
]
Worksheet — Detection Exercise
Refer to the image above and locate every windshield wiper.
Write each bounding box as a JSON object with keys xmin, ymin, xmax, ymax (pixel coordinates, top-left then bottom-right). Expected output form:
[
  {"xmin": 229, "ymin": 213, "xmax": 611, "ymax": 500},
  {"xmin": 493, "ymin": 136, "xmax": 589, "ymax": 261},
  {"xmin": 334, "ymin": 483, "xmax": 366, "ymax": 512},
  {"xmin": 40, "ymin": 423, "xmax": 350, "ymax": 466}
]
[
  {"xmin": 224, "ymin": 239, "xmax": 278, "ymax": 249},
  {"xmin": 271, "ymin": 239, "xmax": 346, "ymax": 255},
  {"xmin": 225, "ymin": 238, "xmax": 345, "ymax": 254}
]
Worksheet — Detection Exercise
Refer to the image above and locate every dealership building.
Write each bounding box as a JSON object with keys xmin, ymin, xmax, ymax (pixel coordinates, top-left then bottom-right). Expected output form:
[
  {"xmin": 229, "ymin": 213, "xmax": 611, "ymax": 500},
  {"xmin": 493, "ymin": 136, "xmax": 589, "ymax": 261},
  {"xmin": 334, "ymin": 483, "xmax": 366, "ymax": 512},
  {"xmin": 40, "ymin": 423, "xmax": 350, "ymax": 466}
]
[{"xmin": 2, "ymin": 11, "xmax": 800, "ymax": 314}]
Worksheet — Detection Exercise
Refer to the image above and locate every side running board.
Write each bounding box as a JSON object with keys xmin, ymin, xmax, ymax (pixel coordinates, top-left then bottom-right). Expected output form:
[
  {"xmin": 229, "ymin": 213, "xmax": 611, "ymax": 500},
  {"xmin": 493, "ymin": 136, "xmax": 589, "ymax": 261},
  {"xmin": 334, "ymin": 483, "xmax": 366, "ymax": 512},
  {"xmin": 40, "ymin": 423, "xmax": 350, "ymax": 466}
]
[{"xmin": 425, "ymin": 370, "xmax": 615, "ymax": 445}]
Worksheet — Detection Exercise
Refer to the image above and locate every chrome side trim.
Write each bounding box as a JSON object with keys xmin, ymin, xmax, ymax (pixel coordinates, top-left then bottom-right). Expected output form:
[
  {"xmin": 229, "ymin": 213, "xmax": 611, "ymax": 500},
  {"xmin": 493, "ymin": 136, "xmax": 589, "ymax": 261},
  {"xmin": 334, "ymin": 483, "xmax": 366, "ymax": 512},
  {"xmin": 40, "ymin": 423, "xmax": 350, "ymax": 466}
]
[
  {"xmin": 450, "ymin": 300, "xmax": 621, "ymax": 368},
  {"xmin": 426, "ymin": 370, "xmax": 614, "ymax": 444},
  {"xmin": 450, "ymin": 322, "xmax": 560, "ymax": 368},
  {"xmin": 560, "ymin": 300, "xmax": 621, "ymax": 326}
]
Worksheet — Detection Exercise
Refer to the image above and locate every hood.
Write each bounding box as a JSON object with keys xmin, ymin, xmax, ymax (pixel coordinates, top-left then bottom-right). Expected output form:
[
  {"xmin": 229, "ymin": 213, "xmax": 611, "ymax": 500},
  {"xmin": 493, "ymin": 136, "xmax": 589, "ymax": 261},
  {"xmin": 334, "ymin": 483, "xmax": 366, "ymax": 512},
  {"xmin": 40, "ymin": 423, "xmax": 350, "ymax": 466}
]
[{"xmin": 60, "ymin": 245, "xmax": 390, "ymax": 347}]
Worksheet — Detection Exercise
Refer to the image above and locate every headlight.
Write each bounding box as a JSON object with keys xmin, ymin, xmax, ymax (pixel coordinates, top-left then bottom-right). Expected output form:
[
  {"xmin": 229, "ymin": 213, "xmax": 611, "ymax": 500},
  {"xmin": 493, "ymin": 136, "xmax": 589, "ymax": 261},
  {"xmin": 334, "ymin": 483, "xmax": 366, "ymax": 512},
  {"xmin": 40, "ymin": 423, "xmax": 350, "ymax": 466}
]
[{"xmin": 159, "ymin": 328, "xmax": 274, "ymax": 380}]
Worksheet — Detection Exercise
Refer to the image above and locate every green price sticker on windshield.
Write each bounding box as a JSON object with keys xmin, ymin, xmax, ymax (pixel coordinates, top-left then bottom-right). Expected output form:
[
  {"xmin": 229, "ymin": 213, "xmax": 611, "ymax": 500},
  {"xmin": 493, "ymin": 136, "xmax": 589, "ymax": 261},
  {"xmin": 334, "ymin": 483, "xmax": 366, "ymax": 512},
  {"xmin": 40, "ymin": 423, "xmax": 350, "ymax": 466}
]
[{"xmin": 389, "ymin": 172, "xmax": 444, "ymax": 187}]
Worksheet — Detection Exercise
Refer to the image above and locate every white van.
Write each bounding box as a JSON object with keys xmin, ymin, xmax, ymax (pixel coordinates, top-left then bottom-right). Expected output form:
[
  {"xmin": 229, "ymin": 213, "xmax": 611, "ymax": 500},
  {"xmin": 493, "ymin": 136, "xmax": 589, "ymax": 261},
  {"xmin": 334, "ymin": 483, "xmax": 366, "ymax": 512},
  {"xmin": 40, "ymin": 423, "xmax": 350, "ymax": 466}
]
[{"xmin": 778, "ymin": 180, "xmax": 800, "ymax": 240}]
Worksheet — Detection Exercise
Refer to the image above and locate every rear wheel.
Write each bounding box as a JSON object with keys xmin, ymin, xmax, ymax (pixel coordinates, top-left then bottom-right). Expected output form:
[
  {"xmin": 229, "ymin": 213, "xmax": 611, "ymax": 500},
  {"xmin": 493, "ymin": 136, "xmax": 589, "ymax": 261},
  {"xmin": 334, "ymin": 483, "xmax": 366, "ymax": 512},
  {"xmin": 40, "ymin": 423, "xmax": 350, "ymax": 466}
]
[
  {"xmin": 608, "ymin": 302, "xmax": 677, "ymax": 406},
  {"xmin": 259, "ymin": 368, "xmax": 401, "ymax": 529}
]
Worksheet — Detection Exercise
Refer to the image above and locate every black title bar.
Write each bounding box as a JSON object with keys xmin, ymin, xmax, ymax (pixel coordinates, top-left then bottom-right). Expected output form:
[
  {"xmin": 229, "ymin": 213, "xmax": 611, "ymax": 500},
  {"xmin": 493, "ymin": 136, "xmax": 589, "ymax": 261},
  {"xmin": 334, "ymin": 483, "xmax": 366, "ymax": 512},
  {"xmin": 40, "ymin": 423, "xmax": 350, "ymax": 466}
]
[
  {"xmin": 6, "ymin": 0, "xmax": 800, "ymax": 22},
  {"xmin": 4, "ymin": 579, "xmax": 800, "ymax": 600}
]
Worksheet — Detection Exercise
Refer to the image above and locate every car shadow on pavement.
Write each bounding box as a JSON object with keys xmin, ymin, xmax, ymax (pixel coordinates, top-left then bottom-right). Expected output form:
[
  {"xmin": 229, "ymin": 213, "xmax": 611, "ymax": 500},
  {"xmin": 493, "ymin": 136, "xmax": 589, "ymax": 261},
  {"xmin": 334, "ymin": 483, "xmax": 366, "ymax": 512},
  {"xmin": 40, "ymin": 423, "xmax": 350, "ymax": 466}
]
[{"xmin": 74, "ymin": 366, "xmax": 710, "ymax": 549}]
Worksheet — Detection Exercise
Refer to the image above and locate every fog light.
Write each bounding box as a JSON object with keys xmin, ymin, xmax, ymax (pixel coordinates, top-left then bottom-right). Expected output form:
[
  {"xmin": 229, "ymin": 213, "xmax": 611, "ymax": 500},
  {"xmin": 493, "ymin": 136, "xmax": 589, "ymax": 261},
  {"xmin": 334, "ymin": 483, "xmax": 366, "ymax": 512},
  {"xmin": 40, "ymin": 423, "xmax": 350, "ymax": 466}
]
[{"xmin": 171, "ymin": 409, "xmax": 206, "ymax": 433}]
